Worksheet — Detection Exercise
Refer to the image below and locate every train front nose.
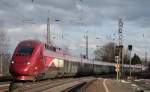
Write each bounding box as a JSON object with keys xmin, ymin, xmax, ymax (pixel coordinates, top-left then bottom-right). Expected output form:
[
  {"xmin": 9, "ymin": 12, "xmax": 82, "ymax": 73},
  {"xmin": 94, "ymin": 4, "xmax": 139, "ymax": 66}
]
[
  {"xmin": 10, "ymin": 62, "xmax": 35, "ymax": 81},
  {"xmin": 10, "ymin": 61, "xmax": 32, "ymax": 76}
]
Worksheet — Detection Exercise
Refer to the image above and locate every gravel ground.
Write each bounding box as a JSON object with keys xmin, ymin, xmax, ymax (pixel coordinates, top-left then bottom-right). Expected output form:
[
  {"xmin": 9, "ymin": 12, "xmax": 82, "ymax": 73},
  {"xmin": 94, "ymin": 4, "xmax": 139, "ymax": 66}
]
[{"xmin": 133, "ymin": 79, "xmax": 150, "ymax": 92}]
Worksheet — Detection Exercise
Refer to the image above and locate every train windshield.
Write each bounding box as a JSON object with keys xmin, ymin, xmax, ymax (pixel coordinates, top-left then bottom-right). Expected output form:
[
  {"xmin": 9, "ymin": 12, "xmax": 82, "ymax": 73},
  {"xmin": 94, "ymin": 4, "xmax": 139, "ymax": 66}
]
[{"xmin": 18, "ymin": 47, "xmax": 34, "ymax": 55}]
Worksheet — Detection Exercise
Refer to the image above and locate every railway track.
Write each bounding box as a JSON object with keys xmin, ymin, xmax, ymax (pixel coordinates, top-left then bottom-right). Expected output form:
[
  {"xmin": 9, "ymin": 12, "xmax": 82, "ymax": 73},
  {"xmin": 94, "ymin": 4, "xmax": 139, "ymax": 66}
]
[
  {"xmin": 9, "ymin": 77, "xmax": 94, "ymax": 92},
  {"xmin": 1, "ymin": 75, "xmax": 114, "ymax": 92},
  {"xmin": 62, "ymin": 78, "xmax": 96, "ymax": 92},
  {"xmin": 0, "ymin": 83, "xmax": 10, "ymax": 92}
]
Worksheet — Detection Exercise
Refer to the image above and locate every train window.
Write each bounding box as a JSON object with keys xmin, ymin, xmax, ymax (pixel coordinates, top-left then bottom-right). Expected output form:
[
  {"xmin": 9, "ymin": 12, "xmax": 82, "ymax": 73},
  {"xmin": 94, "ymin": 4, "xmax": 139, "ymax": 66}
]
[
  {"xmin": 45, "ymin": 44, "xmax": 47, "ymax": 49},
  {"xmin": 45, "ymin": 44, "xmax": 56, "ymax": 52},
  {"xmin": 45, "ymin": 44, "xmax": 49, "ymax": 50},
  {"xmin": 18, "ymin": 47, "xmax": 34, "ymax": 55}
]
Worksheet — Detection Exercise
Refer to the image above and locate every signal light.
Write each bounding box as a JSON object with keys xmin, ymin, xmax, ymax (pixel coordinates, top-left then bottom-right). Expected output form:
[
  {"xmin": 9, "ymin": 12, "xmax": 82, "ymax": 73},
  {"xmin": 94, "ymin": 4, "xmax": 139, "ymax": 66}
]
[
  {"xmin": 115, "ymin": 46, "xmax": 119, "ymax": 56},
  {"xmin": 128, "ymin": 45, "xmax": 132, "ymax": 51}
]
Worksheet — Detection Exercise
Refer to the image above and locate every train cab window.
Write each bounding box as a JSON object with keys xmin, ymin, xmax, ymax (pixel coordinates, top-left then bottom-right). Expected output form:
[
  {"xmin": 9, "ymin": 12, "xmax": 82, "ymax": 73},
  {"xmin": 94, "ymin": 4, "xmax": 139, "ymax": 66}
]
[{"xmin": 18, "ymin": 47, "xmax": 34, "ymax": 55}]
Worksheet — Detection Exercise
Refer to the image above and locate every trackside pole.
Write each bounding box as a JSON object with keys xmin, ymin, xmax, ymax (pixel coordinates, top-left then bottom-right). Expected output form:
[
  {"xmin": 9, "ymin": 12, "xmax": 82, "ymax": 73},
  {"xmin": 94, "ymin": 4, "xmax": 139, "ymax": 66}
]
[
  {"xmin": 116, "ymin": 71, "xmax": 119, "ymax": 80},
  {"xmin": 0, "ymin": 53, "xmax": 2, "ymax": 76},
  {"xmin": 115, "ymin": 56, "xmax": 120, "ymax": 81},
  {"xmin": 115, "ymin": 66, "xmax": 120, "ymax": 81}
]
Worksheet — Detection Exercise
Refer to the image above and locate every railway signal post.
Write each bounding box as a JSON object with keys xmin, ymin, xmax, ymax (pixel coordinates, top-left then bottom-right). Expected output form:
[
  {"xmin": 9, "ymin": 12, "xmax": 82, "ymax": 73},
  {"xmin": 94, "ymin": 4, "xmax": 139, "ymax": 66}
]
[
  {"xmin": 115, "ymin": 56, "xmax": 120, "ymax": 80},
  {"xmin": 128, "ymin": 45, "xmax": 132, "ymax": 77}
]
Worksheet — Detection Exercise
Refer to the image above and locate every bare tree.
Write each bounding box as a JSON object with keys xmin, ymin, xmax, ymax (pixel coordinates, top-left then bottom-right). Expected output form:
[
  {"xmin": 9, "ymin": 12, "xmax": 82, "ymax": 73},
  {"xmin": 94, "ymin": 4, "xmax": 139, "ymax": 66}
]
[
  {"xmin": 94, "ymin": 42, "xmax": 116, "ymax": 63},
  {"xmin": 123, "ymin": 49, "xmax": 130, "ymax": 64},
  {"xmin": 0, "ymin": 30, "xmax": 9, "ymax": 54}
]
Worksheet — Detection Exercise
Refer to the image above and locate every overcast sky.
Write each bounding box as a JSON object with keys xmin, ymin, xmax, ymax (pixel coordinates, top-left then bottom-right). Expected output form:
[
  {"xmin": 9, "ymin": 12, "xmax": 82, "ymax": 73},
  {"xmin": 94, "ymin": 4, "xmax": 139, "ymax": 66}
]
[{"xmin": 0, "ymin": 0, "xmax": 150, "ymax": 59}]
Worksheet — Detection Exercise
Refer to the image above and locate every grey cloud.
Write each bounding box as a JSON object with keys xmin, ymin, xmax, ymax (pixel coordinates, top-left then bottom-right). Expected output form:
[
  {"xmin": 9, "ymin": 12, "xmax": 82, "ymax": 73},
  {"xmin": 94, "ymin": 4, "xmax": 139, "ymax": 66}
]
[
  {"xmin": 1, "ymin": 0, "xmax": 150, "ymax": 27},
  {"xmin": 1, "ymin": 0, "xmax": 150, "ymax": 58}
]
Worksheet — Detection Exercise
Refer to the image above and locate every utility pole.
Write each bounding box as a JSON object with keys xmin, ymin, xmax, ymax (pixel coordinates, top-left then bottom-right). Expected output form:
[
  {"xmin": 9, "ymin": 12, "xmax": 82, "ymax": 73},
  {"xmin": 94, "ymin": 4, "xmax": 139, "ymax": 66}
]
[
  {"xmin": 129, "ymin": 50, "xmax": 132, "ymax": 77},
  {"xmin": 47, "ymin": 17, "xmax": 51, "ymax": 45},
  {"xmin": 145, "ymin": 51, "xmax": 147, "ymax": 65},
  {"xmin": 0, "ymin": 53, "xmax": 2, "ymax": 76},
  {"xmin": 118, "ymin": 18, "xmax": 124, "ymax": 78},
  {"xmin": 85, "ymin": 31, "xmax": 88, "ymax": 59}
]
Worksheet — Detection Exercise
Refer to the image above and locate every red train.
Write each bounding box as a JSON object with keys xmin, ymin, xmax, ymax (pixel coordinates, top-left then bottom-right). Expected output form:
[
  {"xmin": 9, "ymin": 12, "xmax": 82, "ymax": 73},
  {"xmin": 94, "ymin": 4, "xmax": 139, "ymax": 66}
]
[
  {"xmin": 10, "ymin": 40, "xmax": 69, "ymax": 81},
  {"xmin": 9, "ymin": 39, "xmax": 142, "ymax": 81}
]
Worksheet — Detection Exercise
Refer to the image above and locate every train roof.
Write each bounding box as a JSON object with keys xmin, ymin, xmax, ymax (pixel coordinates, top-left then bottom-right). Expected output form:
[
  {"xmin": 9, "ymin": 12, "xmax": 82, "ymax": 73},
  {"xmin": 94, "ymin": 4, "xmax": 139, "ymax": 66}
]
[
  {"xmin": 18, "ymin": 39, "xmax": 69, "ymax": 55},
  {"xmin": 18, "ymin": 39, "xmax": 43, "ymax": 47}
]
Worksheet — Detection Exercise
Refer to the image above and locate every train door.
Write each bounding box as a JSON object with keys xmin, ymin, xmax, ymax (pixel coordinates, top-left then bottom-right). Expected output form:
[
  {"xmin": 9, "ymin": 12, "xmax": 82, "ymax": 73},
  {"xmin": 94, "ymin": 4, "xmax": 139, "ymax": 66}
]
[
  {"xmin": 34, "ymin": 49, "xmax": 46, "ymax": 80},
  {"xmin": 63, "ymin": 60, "xmax": 68, "ymax": 77},
  {"xmin": 57, "ymin": 59, "xmax": 64, "ymax": 77}
]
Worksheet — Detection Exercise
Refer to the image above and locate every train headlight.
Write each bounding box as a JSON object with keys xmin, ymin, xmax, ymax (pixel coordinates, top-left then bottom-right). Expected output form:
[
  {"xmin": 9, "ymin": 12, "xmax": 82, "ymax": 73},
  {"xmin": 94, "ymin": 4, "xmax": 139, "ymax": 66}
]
[
  {"xmin": 11, "ymin": 61, "xmax": 14, "ymax": 64},
  {"xmin": 27, "ymin": 62, "xmax": 31, "ymax": 65}
]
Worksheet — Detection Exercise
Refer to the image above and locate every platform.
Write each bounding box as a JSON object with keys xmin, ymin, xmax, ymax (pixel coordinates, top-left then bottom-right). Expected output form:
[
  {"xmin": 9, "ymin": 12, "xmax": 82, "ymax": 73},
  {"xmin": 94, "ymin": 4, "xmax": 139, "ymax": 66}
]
[{"xmin": 83, "ymin": 78, "xmax": 150, "ymax": 92}]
